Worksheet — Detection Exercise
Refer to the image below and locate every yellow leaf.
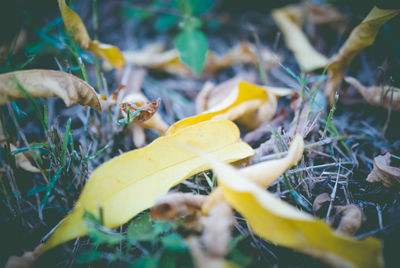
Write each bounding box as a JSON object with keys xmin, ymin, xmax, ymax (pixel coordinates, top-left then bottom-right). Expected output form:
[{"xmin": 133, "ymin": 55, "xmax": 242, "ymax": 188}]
[
  {"xmin": 40, "ymin": 120, "xmax": 253, "ymax": 253},
  {"xmin": 202, "ymin": 135, "xmax": 304, "ymax": 214},
  {"xmin": 167, "ymin": 81, "xmax": 273, "ymax": 135},
  {"xmin": 0, "ymin": 69, "xmax": 102, "ymax": 110},
  {"xmin": 325, "ymin": 6, "xmax": 400, "ymax": 104},
  {"xmin": 204, "ymin": 151, "xmax": 384, "ymax": 268},
  {"xmin": 272, "ymin": 5, "xmax": 329, "ymax": 72},
  {"xmin": 57, "ymin": 0, "xmax": 125, "ymax": 69}
]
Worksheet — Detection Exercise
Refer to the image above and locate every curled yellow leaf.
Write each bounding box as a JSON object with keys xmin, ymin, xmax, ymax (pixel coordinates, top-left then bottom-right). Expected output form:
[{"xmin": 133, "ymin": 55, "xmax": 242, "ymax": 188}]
[
  {"xmin": 206, "ymin": 153, "xmax": 384, "ymax": 268},
  {"xmin": 0, "ymin": 69, "xmax": 102, "ymax": 110},
  {"xmin": 272, "ymin": 5, "xmax": 329, "ymax": 72},
  {"xmin": 325, "ymin": 6, "xmax": 400, "ymax": 104},
  {"xmin": 202, "ymin": 135, "xmax": 304, "ymax": 214},
  {"xmin": 167, "ymin": 81, "xmax": 273, "ymax": 135},
  {"xmin": 57, "ymin": 0, "xmax": 125, "ymax": 69},
  {"xmin": 40, "ymin": 120, "xmax": 253, "ymax": 253}
]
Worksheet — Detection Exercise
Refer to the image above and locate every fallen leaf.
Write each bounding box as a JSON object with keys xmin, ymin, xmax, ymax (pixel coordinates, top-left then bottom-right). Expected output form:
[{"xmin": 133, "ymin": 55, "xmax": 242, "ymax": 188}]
[
  {"xmin": 167, "ymin": 81, "xmax": 275, "ymax": 135},
  {"xmin": 201, "ymin": 201, "xmax": 234, "ymax": 257},
  {"xmin": 105, "ymin": 42, "xmax": 279, "ymax": 76},
  {"xmin": 195, "ymin": 77, "xmax": 293, "ymax": 131},
  {"xmin": 366, "ymin": 152, "xmax": 400, "ymax": 187},
  {"xmin": 115, "ymin": 68, "xmax": 169, "ymax": 139},
  {"xmin": 202, "ymin": 135, "xmax": 304, "ymax": 214},
  {"xmin": 120, "ymin": 98, "xmax": 161, "ymax": 123},
  {"xmin": 57, "ymin": 0, "xmax": 125, "ymax": 69},
  {"xmin": 5, "ymin": 244, "xmax": 43, "ymax": 268},
  {"xmin": 325, "ymin": 6, "xmax": 400, "ymax": 105},
  {"xmin": 0, "ymin": 69, "xmax": 102, "ymax": 110},
  {"xmin": 272, "ymin": 4, "xmax": 329, "ymax": 72},
  {"xmin": 10, "ymin": 144, "xmax": 40, "ymax": 173},
  {"xmin": 305, "ymin": 2, "xmax": 348, "ymax": 32},
  {"xmin": 345, "ymin": 77, "xmax": 400, "ymax": 111},
  {"xmin": 151, "ymin": 192, "xmax": 207, "ymax": 231},
  {"xmin": 204, "ymin": 151, "xmax": 384, "ymax": 268},
  {"xmin": 40, "ymin": 120, "xmax": 254, "ymax": 253},
  {"xmin": 334, "ymin": 205, "xmax": 365, "ymax": 236},
  {"xmin": 312, "ymin": 192, "xmax": 331, "ymax": 216}
]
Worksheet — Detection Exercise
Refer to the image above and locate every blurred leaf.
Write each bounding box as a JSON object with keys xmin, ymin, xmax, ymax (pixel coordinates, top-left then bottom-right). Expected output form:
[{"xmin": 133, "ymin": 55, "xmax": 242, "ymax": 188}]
[
  {"xmin": 40, "ymin": 120, "xmax": 253, "ymax": 252},
  {"xmin": 127, "ymin": 214, "xmax": 154, "ymax": 242},
  {"xmin": 272, "ymin": 4, "xmax": 329, "ymax": 72},
  {"xmin": 161, "ymin": 233, "xmax": 188, "ymax": 251},
  {"xmin": 325, "ymin": 6, "xmax": 400, "ymax": 104},
  {"xmin": 0, "ymin": 69, "xmax": 103, "ymax": 110},
  {"xmin": 155, "ymin": 14, "xmax": 179, "ymax": 32},
  {"xmin": 174, "ymin": 29, "xmax": 208, "ymax": 75},
  {"xmin": 84, "ymin": 211, "xmax": 125, "ymax": 247},
  {"xmin": 57, "ymin": 0, "xmax": 125, "ymax": 69}
]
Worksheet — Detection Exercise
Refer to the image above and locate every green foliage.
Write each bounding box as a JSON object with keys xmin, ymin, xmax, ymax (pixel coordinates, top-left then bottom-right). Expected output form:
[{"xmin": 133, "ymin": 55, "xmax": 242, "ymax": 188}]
[{"xmin": 174, "ymin": 28, "xmax": 208, "ymax": 75}]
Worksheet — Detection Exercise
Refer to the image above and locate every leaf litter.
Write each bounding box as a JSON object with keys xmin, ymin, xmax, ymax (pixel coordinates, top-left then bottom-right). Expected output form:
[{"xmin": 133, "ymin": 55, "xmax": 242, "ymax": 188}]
[{"xmin": 2, "ymin": 1, "xmax": 400, "ymax": 267}]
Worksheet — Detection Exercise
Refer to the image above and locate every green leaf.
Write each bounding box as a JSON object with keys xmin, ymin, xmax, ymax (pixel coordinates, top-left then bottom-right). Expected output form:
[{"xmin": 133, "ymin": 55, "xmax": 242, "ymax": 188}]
[
  {"xmin": 129, "ymin": 256, "xmax": 158, "ymax": 268},
  {"xmin": 83, "ymin": 211, "xmax": 125, "ymax": 247},
  {"xmin": 127, "ymin": 213, "xmax": 154, "ymax": 242},
  {"xmin": 174, "ymin": 29, "xmax": 208, "ymax": 75},
  {"xmin": 155, "ymin": 14, "xmax": 179, "ymax": 32},
  {"xmin": 161, "ymin": 233, "xmax": 188, "ymax": 252}
]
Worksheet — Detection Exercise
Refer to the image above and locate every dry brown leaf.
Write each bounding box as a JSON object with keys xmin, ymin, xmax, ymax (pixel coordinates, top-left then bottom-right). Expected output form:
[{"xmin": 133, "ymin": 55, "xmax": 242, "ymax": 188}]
[
  {"xmin": 0, "ymin": 69, "xmax": 103, "ymax": 110},
  {"xmin": 120, "ymin": 99, "xmax": 161, "ymax": 123},
  {"xmin": 151, "ymin": 193, "xmax": 207, "ymax": 231},
  {"xmin": 272, "ymin": 4, "xmax": 329, "ymax": 72},
  {"xmin": 105, "ymin": 42, "xmax": 279, "ymax": 76},
  {"xmin": 366, "ymin": 152, "xmax": 400, "ymax": 187},
  {"xmin": 313, "ymin": 192, "xmax": 331, "ymax": 215},
  {"xmin": 113, "ymin": 68, "xmax": 169, "ymax": 141},
  {"xmin": 201, "ymin": 201, "xmax": 234, "ymax": 257},
  {"xmin": 345, "ymin": 77, "xmax": 400, "ymax": 111},
  {"xmin": 186, "ymin": 237, "xmax": 236, "ymax": 268},
  {"xmin": 325, "ymin": 6, "xmax": 400, "ymax": 105},
  {"xmin": 5, "ymin": 244, "xmax": 43, "ymax": 268},
  {"xmin": 305, "ymin": 2, "xmax": 348, "ymax": 31},
  {"xmin": 334, "ymin": 205, "xmax": 365, "ymax": 236},
  {"xmin": 10, "ymin": 144, "xmax": 40, "ymax": 173}
]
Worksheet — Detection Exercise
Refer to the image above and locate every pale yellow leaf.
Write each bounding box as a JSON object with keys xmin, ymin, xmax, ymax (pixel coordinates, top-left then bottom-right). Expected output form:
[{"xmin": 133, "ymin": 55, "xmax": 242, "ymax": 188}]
[
  {"xmin": 202, "ymin": 135, "xmax": 304, "ymax": 214},
  {"xmin": 325, "ymin": 6, "xmax": 400, "ymax": 104},
  {"xmin": 106, "ymin": 42, "xmax": 279, "ymax": 76},
  {"xmin": 272, "ymin": 5, "xmax": 329, "ymax": 72},
  {"xmin": 345, "ymin": 76, "xmax": 400, "ymax": 111},
  {"xmin": 204, "ymin": 151, "xmax": 384, "ymax": 268},
  {"xmin": 167, "ymin": 81, "xmax": 274, "ymax": 135},
  {"xmin": 10, "ymin": 144, "xmax": 40, "ymax": 173},
  {"xmin": 57, "ymin": 0, "xmax": 125, "ymax": 69},
  {"xmin": 0, "ymin": 69, "xmax": 102, "ymax": 110},
  {"xmin": 40, "ymin": 120, "xmax": 253, "ymax": 253}
]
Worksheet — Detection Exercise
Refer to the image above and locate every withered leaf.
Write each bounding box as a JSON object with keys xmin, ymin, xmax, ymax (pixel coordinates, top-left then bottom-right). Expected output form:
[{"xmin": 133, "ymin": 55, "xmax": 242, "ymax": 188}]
[
  {"xmin": 334, "ymin": 205, "xmax": 365, "ymax": 236},
  {"xmin": 345, "ymin": 77, "xmax": 400, "ymax": 111},
  {"xmin": 325, "ymin": 6, "xmax": 400, "ymax": 104},
  {"xmin": 120, "ymin": 99, "xmax": 161, "ymax": 123},
  {"xmin": 366, "ymin": 152, "xmax": 400, "ymax": 187},
  {"xmin": 0, "ymin": 69, "xmax": 102, "ymax": 111}
]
